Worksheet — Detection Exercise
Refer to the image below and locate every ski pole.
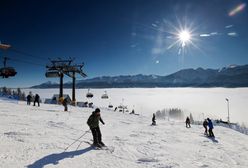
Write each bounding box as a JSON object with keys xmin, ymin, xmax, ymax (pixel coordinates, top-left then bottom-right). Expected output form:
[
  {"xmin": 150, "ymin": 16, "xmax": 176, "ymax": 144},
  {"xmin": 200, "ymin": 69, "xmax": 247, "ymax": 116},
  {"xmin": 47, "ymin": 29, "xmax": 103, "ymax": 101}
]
[{"xmin": 64, "ymin": 129, "xmax": 90, "ymax": 152}]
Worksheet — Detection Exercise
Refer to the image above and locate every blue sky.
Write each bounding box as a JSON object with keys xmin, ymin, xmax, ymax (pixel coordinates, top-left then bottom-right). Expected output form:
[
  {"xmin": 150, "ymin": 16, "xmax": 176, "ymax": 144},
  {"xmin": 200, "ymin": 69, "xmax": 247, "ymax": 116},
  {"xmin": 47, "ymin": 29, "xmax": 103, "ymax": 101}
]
[{"xmin": 0, "ymin": 0, "xmax": 248, "ymax": 87}]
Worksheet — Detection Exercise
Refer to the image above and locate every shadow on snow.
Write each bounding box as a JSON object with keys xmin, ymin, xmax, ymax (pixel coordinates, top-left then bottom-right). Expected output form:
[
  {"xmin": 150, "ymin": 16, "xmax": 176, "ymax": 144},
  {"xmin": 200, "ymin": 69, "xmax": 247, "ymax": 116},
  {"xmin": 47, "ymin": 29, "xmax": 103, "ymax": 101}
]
[
  {"xmin": 26, "ymin": 146, "xmax": 93, "ymax": 168},
  {"xmin": 201, "ymin": 135, "xmax": 219, "ymax": 143}
]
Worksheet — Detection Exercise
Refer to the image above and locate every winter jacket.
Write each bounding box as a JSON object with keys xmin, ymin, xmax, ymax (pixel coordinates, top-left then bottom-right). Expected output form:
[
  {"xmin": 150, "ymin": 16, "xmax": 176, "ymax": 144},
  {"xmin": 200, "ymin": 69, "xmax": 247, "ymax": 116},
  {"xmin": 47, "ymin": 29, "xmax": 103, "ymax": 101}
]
[
  {"xmin": 186, "ymin": 117, "xmax": 190, "ymax": 124},
  {"xmin": 34, "ymin": 94, "xmax": 40, "ymax": 101},
  {"xmin": 62, "ymin": 98, "xmax": 68, "ymax": 106},
  {"xmin": 27, "ymin": 95, "xmax": 31, "ymax": 101},
  {"xmin": 203, "ymin": 120, "xmax": 208, "ymax": 127},
  {"xmin": 152, "ymin": 115, "xmax": 156, "ymax": 123},
  {"xmin": 87, "ymin": 112, "xmax": 104, "ymax": 129},
  {"xmin": 207, "ymin": 120, "xmax": 214, "ymax": 129}
]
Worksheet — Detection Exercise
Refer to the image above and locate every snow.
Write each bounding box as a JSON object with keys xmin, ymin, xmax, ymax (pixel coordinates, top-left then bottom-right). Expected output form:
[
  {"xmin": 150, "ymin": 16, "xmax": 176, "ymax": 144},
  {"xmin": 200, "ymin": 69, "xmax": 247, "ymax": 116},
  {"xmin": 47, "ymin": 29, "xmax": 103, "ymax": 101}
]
[
  {"xmin": 0, "ymin": 97, "xmax": 248, "ymax": 168},
  {"xmin": 23, "ymin": 88, "xmax": 248, "ymax": 125}
]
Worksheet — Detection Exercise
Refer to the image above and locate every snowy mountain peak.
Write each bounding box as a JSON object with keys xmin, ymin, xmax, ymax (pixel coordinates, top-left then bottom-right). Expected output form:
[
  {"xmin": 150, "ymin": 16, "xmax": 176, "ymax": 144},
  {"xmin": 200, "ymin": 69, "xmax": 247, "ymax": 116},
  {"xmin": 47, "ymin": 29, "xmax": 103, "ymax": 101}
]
[{"xmin": 31, "ymin": 64, "xmax": 248, "ymax": 88}]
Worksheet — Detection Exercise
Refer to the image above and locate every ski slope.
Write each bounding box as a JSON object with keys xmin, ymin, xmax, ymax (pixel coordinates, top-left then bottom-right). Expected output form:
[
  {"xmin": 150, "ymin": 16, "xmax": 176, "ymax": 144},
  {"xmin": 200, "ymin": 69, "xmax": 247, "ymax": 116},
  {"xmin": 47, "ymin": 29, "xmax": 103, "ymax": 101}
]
[
  {"xmin": 23, "ymin": 88, "xmax": 248, "ymax": 125},
  {"xmin": 0, "ymin": 98, "xmax": 248, "ymax": 168}
]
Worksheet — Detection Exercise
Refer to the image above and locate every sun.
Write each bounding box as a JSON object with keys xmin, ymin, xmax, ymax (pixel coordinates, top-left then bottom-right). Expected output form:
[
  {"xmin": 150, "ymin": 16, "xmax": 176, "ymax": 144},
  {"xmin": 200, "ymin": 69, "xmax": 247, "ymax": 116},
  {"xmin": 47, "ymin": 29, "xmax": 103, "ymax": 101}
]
[{"xmin": 178, "ymin": 30, "xmax": 191, "ymax": 46}]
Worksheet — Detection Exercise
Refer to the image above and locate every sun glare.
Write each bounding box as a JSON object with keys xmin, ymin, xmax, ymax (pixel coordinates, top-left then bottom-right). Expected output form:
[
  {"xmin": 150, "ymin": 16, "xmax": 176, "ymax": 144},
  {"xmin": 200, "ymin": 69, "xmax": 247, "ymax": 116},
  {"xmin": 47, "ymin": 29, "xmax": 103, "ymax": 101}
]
[{"xmin": 179, "ymin": 30, "xmax": 191, "ymax": 43}]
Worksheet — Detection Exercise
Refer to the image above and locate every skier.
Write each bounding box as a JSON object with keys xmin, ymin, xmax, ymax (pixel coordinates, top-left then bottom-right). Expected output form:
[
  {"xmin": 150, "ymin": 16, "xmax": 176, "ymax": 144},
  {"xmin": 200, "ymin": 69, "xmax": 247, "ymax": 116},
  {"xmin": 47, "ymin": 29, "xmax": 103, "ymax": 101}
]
[
  {"xmin": 207, "ymin": 118, "xmax": 215, "ymax": 137},
  {"xmin": 26, "ymin": 94, "xmax": 32, "ymax": 105},
  {"xmin": 130, "ymin": 109, "xmax": 135, "ymax": 114},
  {"xmin": 62, "ymin": 98, "xmax": 68, "ymax": 111},
  {"xmin": 152, "ymin": 113, "xmax": 156, "ymax": 125},
  {"xmin": 87, "ymin": 108, "xmax": 105, "ymax": 148},
  {"xmin": 203, "ymin": 119, "xmax": 208, "ymax": 135},
  {"xmin": 186, "ymin": 116, "xmax": 191, "ymax": 128},
  {"xmin": 33, "ymin": 94, "xmax": 40, "ymax": 107}
]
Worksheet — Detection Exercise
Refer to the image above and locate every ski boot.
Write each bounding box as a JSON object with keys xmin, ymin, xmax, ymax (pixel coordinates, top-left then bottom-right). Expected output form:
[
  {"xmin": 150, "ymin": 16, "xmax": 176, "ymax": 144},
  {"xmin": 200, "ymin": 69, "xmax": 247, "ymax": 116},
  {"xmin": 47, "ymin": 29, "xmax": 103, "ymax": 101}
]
[
  {"xmin": 92, "ymin": 143, "xmax": 102, "ymax": 148},
  {"xmin": 99, "ymin": 141, "xmax": 106, "ymax": 147}
]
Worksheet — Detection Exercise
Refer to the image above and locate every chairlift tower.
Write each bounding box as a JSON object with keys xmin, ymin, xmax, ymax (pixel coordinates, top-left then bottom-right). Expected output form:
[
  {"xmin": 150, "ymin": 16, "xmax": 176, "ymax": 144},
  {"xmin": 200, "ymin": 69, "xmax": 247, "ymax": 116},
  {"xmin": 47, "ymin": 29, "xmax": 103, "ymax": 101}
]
[
  {"xmin": 46, "ymin": 58, "xmax": 86, "ymax": 105},
  {"xmin": 62, "ymin": 63, "xmax": 87, "ymax": 105},
  {"xmin": 46, "ymin": 59, "xmax": 72, "ymax": 101}
]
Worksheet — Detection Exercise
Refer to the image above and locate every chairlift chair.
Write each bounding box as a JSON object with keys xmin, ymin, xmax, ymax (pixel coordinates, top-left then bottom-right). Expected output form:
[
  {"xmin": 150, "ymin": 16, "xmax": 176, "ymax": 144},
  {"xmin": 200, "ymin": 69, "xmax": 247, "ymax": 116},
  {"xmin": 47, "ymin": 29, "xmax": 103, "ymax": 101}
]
[
  {"xmin": 86, "ymin": 89, "xmax": 93, "ymax": 98},
  {"xmin": 45, "ymin": 71, "xmax": 60, "ymax": 78},
  {"xmin": 0, "ymin": 67, "xmax": 17, "ymax": 78},
  {"xmin": 108, "ymin": 103, "xmax": 113, "ymax": 108},
  {"xmin": 0, "ymin": 57, "xmax": 17, "ymax": 78},
  {"xmin": 101, "ymin": 91, "xmax": 109, "ymax": 99}
]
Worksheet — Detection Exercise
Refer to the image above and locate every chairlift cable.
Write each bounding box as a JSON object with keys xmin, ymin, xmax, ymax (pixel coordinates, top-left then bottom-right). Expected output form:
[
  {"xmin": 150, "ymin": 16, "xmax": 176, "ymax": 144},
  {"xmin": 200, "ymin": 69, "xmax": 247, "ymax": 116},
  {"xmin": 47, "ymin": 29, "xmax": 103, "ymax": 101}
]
[
  {"xmin": 10, "ymin": 48, "xmax": 45, "ymax": 61},
  {"xmin": 10, "ymin": 58, "xmax": 45, "ymax": 67}
]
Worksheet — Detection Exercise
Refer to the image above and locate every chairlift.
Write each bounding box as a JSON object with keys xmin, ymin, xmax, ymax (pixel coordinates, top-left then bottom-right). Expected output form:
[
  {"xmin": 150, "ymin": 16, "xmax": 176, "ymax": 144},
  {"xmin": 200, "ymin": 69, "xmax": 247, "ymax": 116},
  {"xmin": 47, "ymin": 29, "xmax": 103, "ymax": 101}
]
[
  {"xmin": 89, "ymin": 102, "xmax": 93, "ymax": 108},
  {"xmin": 101, "ymin": 91, "xmax": 109, "ymax": 99},
  {"xmin": 86, "ymin": 89, "xmax": 93, "ymax": 98},
  {"xmin": 0, "ymin": 57, "xmax": 17, "ymax": 78},
  {"xmin": 0, "ymin": 67, "xmax": 17, "ymax": 78},
  {"xmin": 108, "ymin": 103, "xmax": 113, "ymax": 108},
  {"xmin": 45, "ymin": 71, "xmax": 60, "ymax": 78}
]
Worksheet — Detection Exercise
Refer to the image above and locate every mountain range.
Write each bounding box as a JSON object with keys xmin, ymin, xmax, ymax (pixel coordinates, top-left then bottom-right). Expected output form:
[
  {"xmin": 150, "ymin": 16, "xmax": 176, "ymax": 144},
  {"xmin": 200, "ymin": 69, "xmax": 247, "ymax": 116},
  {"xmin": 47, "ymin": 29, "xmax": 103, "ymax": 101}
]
[{"xmin": 31, "ymin": 64, "xmax": 248, "ymax": 88}]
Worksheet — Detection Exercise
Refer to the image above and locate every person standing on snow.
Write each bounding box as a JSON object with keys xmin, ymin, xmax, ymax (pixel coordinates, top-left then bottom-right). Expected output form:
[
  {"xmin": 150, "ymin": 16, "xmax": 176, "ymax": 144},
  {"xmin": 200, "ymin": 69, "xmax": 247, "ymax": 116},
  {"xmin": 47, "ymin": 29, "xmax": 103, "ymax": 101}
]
[
  {"xmin": 186, "ymin": 116, "xmax": 191, "ymax": 128},
  {"xmin": 62, "ymin": 98, "xmax": 68, "ymax": 111},
  {"xmin": 26, "ymin": 94, "xmax": 32, "ymax": 105},
  {"xmin": 152, "ymin": 113, "xmax": 156, "ymax": 125},
  {"xmin": 207, "ymin": 118, "xmax": 215, "ymax": 137},
  {"xmin": 203, "ymin": 119, "xmax": 208, "ymax": 135},
  {"xmin": 33, "ymin": 94, "xmax": 40, "ymax": 107},
  {"xmin": 87, "ymin": 108, "xmax": 105, "ymax": 148}
]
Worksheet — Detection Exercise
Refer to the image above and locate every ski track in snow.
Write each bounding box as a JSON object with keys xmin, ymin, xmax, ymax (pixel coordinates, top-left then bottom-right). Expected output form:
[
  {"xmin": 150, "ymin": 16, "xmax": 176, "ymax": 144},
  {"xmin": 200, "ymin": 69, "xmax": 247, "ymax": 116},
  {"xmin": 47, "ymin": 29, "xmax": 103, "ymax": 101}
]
[{"xmin": 0, "ymin": 99, "xmax": 248, "ymax": 168}]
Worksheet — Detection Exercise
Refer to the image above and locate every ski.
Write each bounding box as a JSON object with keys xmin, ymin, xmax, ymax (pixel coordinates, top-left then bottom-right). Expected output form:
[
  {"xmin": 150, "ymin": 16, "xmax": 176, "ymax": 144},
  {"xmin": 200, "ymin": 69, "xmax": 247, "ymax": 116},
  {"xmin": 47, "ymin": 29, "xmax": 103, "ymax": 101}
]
[{"xmin": 83, "ymin": 141, "xmax": 115, "ymax": 153}]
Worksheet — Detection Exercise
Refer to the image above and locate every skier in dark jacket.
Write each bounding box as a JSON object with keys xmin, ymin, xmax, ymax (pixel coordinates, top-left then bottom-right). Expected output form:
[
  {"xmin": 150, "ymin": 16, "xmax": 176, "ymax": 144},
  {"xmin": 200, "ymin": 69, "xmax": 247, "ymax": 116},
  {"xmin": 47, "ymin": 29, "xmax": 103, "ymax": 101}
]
[
  {"xmin": 33, "ymin": 94, "xmax": 40, "ymax": 106},
  {"xmin": 203, "ymin": 119, "xmax": 208, "ymax": 135},
  {"xmin": 207, "ymin": 118, "xmax": 215, "ymax": 137},
  {"xmin": 152, "ymin": 113, "xmax": 156, "ymax": 125},
  {"xmin": 186, "ymin": 117, "xmax": 191, "ymax": 128},
  {"xmin": 62, "ymin": 98, "xmax": 68, "ymax": 111},
  {"xmin": 26, "ymin": 95, "xmax": 32, "ymax": 105},
  {"xmin": 87, "ymin": 108, "xmax": 105, "ymax": 147}
]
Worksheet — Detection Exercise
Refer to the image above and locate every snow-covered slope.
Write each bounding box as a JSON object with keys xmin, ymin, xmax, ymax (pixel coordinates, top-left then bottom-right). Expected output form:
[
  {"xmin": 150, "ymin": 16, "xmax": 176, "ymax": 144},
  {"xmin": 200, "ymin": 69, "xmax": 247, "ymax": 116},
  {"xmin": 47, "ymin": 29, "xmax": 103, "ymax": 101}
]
[
  {"xmin": 0, "ymin": 99, "xmax": 248, "ymax": 168},
  {"xmin": 23, "ymin": 88, "xmax": 248, "ymax": 125}
]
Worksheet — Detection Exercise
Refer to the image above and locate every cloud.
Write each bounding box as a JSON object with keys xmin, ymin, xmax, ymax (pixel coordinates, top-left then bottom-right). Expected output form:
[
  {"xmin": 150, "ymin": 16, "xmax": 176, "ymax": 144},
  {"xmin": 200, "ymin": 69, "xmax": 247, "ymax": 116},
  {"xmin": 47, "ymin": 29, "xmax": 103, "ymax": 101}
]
[
  {"xmin": 200, "ymin": 34, "xmax": 211, "ymax": 37},
  {"xmin": 225, "ymin": 25, "xmax": 233, "ymax": 29},
  {"xmin": 227, "ymin": 32, "xmax": 238, "ymax": 37},
  {"xmin": 152, "ymin": 23, "xmax": 158, "ymax": 27},
  {"xmin": 210, "ymin": 32, "xmax": 218, "ymax": 35},
  {"xmin": 228, "ymin": 3, "xmax": 246, "ymax": 16},
  {"xmin": 199, "ymin": 32, "xmax": 219, "ymax": 37}
]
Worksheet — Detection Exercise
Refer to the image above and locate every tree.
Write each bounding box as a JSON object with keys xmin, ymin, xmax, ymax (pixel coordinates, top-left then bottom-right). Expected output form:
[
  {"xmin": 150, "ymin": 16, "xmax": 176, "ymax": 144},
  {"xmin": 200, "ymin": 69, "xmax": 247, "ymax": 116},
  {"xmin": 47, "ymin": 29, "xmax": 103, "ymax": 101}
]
[{"xmin": 2, "ymin": 87, "xmax": 8, "ymax": 95}]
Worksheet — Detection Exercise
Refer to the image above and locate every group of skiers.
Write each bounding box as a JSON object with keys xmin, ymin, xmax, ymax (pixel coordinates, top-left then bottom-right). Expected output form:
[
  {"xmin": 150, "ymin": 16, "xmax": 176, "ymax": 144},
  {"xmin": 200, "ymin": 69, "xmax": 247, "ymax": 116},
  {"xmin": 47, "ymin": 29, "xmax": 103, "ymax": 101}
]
[
  {"xmin": 27, "ymin": 93, "xmax": 70, "ymax": 111},
  {"xmin": 203, "ymin": 118, "xmax": 215, "ymax": 137},
  {"xmin": 26, "ymin": 93, "xmax": 40, "ymax": 107},
  {"xmin": 185, "ymin": 116, "xmax": 214, "ymax": 137},
  {"xmin": 87, "ymin": 110, "xmax": 215, "ymax": 148}
]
